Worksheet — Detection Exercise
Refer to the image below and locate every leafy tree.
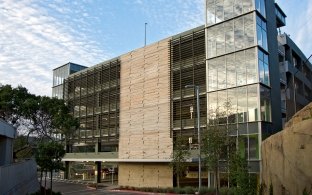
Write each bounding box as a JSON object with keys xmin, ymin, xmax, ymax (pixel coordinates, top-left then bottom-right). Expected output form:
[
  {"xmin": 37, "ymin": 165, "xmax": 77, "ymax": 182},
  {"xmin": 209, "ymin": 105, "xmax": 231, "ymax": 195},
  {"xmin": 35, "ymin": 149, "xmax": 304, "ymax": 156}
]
[
  {"xmin": 0, "ymin": 84, "xmax": 78, "ymax": 160},
  {"xmin": 0, "ymin": 84, "xmax": 33, "ymax": 126},
  {"xmin": 36, "ymin": 141, "xmax": 65, "ymax": 194},
  {"xmin": 201, "ymin": 102, "xmax": 236, "ymax": 194},
  {"xmin": 229, "ymin": 153, "xmax": 257, "ymax": 195},
  {"xmin": 18, "ymin": 94, "xmax": 78, "ymax": 144},
  {"xmin": 170, "ymin": 135, "xmax": 190, "ymax": 187}
]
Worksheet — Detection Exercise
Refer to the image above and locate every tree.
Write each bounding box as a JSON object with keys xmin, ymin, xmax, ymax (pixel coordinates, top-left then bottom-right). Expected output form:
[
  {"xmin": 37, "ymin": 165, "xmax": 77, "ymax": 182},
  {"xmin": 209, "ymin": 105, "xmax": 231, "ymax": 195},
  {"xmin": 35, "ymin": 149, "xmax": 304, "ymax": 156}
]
[
  {"xmin": 36, "ymin": 141, "xmax": 65, "ymax": 195},
  {"xmin": 0, "ymin": 84, "xmax": 78, "ymax": 160},
  {"xmin": 0, "ymin": 84, "xmax": 33, "ymax": 126},
  {"xmin": 229, "ymin": 153, "xmax": 257, "ymax": 195},
  {"xmin": 170, "ymin": 135, "xmax": 190, "ymax": 187},
  {"xmin": 21, "ymin": 95, "xmax": 79, "ymax": 144},
  {"xmin": 202, "ymin": 102, "xmax": 234, "ymax": 193}
]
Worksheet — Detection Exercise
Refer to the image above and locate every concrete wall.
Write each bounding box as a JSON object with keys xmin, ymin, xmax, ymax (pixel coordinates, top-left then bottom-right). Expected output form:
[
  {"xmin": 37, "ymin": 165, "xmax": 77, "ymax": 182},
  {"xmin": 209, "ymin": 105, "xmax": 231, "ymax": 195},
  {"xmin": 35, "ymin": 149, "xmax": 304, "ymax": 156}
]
[
  {"xmin": 0, "ymin": 159, "xmax": 40, "ymax": 195},
  {"xmin": 118, "ymin": 163, "xmax": 172, "ymax": 188},
  {"xmin": 0, "ymin": 137, "xmax": 13, "ymax": 166},
  {"xmin": 261, "ymin": 103, "xmax": 312, "ymax": 195},
  {"xmin": 0, "ymin": 120, "xmax": 15, "ymax": 166}
]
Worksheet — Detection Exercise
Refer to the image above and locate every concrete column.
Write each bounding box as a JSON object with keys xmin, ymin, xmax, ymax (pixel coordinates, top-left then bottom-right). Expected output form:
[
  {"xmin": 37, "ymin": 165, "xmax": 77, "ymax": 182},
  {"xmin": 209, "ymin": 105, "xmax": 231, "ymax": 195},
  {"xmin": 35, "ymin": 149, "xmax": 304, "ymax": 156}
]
[
  {"xmin": 95, "ymin": 142, "xmax": 101, "ymax": 154},
  {"xmin": 65, "ymin": 161, "xmax": 69, "ymax": 179},
  {"xmin": 95, "ymin": 161, "xmax": 101, "ymax": 183}
]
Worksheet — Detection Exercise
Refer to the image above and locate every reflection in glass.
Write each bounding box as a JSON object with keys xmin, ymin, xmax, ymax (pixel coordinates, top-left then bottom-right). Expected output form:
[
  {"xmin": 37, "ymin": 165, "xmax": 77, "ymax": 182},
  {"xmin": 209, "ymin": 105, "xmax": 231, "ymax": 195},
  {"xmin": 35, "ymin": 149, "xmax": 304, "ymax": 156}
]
[
  {"xmin": 258, "ymin": 49, "xmax": 270, "ymax": 86},
  {"xmin": 237, "ymin": 86, "xmax": 247, "ymax": 123},
  {"xmin": 255, "ymin": 0, "xmax": 266, "ymax": 17},
  {"xmin": 256, "ymin": 15, "xmax": 268, "ymax": 51},
  {"xmin": 207, "ymin": 48, "xmax": 257, "ymax": 92},
  {"xmin": 247, "ymin": 85, "xmax": 258, "ymax": 122},
  {"xmin": 260, "ymin": 86, "xmax": 271, "ymax": 122},
  {"xmin": 227, "ymin": 88, "xmax": 237, "ymax": 123},
  {"xmin": 226, "ymin": 54, "xmax": 236, "ymax": 88},
  {"xmin": 249, "ymin": 134, "xmax": 259, "ymax": 159},
  {"xmin": 207, "ymin": 13, "xmax": 255, "ymax": 59}
]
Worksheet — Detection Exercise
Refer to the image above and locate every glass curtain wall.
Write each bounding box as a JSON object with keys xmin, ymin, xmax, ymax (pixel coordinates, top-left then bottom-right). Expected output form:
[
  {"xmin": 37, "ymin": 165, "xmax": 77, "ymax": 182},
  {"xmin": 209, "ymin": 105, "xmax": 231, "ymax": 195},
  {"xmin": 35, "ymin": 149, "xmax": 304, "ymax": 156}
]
[
  {"xmin": 206, "ymin": 0, "xmax": 254, "ymax": 26},
  {"xmin": 64, "ymin": 60, "xmax": 120, "ymax": 151},
  {"xmin": 205, "ymin": 0, "xmax": 271, "ymax": 178}
]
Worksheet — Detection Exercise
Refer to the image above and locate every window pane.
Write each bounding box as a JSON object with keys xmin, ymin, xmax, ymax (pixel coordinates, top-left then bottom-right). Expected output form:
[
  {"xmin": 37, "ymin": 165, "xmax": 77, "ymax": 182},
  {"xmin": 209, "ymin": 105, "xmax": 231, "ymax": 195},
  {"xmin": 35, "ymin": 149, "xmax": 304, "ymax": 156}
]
[
  {"xmin": 244, "ymin": 14, "xmax": 255, "ymax": 47},
  {"xmin": 216, "ymin": 0, "xmax": 224, "ymax": 23},
  {"xmin": 236, "ymin": 51, "xmax": 246, "ymax": 86},
  {"xmin": 224, "ymin": 0, "xmax": 234, "ymax": 20},
  {"xmin": 262, "ymin": 30, "xmax": 268, "ymax": 50},
  {"xmin": 208, "ymin": 59, "xmax": 218, "ymax": 91},
  {"xmin": 225, "ymin": 22, "xmax": 234, "ymax": 53},
  {"xmin": 218, "ymin": 90, "xmax": 227, "ymax": 124},
  {"xmin": 258, "ymin": 60, "xmax": 264, "ymax": 83},
  {"xmin": 237, "ymin": 86, "xmax": 247, "ymax": 122},
  {"xmin": 249, "ymin": 134, "xmax": 259, "ymax": 159},
  {"xmin": 243, "ymin": 0, "xmax": 253, "ymax": 13},
  {"xmin": 217, "ymin": 57, "xmax": 226, "ymax": 89},
  {"xmin": 246, "ymin": 48, "xmax": 257, "ymax": 84},
  {"xmin": 257, "ymin": 25, "xmax": 262, "ymax": 46},
  {"xmin": 264, "ymin": 62, "xmax": 270, "ymax": 86},
  {"xmin": 208, "ymin": 92, "xmax": 218, "ymax": 124},
  {"xmin": 247, "ymin": 85, "xmax": 258, "ymax": 122},
  {"xmin": 234, "ymin": 0, "xmax": 243, "ymax": 17},
  {"xmin": 226, "ymin": 54, "xmax": 236, "ymax": 88},
  {"xmin": 227, "ymin": 88, "xmax": 237, "ymax": 123},
  {"xmin": 260, "ymin": 86, "xmax": 271, "ymax": 122},
  {"xmin": 234, "ymin": 17, "xmax": 244, "ymax": 50}
]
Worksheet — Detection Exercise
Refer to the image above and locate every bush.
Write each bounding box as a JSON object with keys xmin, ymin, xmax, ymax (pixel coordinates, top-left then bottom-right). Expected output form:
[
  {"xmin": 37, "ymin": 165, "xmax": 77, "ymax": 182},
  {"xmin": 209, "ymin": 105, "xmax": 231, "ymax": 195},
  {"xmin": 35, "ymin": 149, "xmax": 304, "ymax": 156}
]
[
  {"xmin": 199, "ymin": 186, "xmax": 215, "ymax": 194},
  {"xmin": 184, "ymin": 186, "xmax": 195, "ymax": 194},
  {"xmin": 173, "ymin": 187, "xmax": 186, "ymax": 194},
  {"xmin": 166, "ymin": 187, "xmax": 174, "ymax": 193},
  {"xmin": 219, "ymin": 187, "xmax": 229, "ymax": 195}
]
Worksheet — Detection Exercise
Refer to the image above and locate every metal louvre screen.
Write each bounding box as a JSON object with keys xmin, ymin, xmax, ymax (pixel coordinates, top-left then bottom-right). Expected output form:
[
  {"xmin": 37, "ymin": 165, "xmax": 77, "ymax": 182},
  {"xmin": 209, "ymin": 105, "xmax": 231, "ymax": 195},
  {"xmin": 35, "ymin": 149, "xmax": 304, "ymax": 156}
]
[
  {"xmin": 170, "ymin": 28, "xmax": 207, "ymax": 139},
  {"xmin": 64, "ymin": 60, "xmax": 120, "ymax": 147}
]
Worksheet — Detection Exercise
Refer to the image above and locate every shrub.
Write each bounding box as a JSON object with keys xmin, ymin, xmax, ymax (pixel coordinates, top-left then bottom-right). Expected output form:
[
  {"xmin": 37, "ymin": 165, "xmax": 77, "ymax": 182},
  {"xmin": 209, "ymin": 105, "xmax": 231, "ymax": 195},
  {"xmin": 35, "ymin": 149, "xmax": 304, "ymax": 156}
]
[
  {"xmin": 166, "ymin": 187, "xmax": 174, "ymax": 193},
  {"xmin": 184, "ymin": 186, "xmax": 195, "ymax": 194},
  {"xmin": 199, "ymin": 186, "xmax": 215, "ymax": 194},
  {"xmin": 219, "ymin": 187, "xmax": 229, "ymax": 195},
  {"xmin": 174, "ymin": 187, "xmax": 186, "ymax": 194}
]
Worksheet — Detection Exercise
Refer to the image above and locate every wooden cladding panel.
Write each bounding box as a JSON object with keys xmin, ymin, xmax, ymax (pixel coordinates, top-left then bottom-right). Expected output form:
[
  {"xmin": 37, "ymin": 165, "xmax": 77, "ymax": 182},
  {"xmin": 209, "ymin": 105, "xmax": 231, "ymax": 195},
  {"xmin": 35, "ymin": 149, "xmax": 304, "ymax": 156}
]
[{"xmin": 119, "ymin": 38, "xmax": 172, "ymax": 160}]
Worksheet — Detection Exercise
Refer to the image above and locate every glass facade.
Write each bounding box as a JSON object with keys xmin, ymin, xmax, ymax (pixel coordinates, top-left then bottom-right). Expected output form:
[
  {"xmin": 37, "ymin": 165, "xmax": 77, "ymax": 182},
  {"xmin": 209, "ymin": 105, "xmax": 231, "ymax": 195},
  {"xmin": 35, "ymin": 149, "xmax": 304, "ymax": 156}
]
[
  {"xmin": 207, "ymin": 84, "xmax": 259, "ymax": 124},
  {"xmin": 207, "ymin": 48, "xmax": 257, "ymax": 91},
  {"xmin": 205, "ymin": 0, "xmax": 272, "ymax": 179},
  {"xmin": 64, "ymin": 60, "xmax": 120, "ymax": 150},
  {"xmin": 52, "ymin": 85, "xmax": 63, "ymax": 99},
  {"xmin": 255, "ymin": 0, "xmax": 266, "ymax": 17},
  {"xmin": 256, "ymin": 15, "xmax": 268, "ymax": 51},
  {"xmin": 206, "ymin": 0, "xmax": 254, "ymax": 26},
  {"xmin": 260, "ymin": 86, "xmax": 271, "ymax": 122},
  {"xmin": 258, "ymin": 49, "xmax": 270, "ymax": 86},
  {"xmin": 207, "ymin": 13, "xmax": 255, "ymax": 58},
  {"xmin": 53, "ymin": 65, "xmax": 69, "ymax": 87},
  {"xmin": 52, "ymin": 63, "xmax": 87, "ymax": 99}
]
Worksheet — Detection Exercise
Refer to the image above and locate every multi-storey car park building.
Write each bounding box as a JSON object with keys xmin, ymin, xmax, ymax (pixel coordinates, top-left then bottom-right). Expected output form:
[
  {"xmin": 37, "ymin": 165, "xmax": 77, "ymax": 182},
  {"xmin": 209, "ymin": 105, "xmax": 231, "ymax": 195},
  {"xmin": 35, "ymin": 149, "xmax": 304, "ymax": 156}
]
[{"xmin": 53, "ymin": 0, "xmax": 312, "ymax": 188}]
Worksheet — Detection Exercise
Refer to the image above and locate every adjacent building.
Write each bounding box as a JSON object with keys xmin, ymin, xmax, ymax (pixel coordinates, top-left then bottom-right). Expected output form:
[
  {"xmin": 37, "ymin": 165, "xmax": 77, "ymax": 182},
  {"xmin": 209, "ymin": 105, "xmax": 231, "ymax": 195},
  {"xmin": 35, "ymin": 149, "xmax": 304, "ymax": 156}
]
[{"xmin": 53, "ymin": 0, "xmax": 312, "ymax": 188}]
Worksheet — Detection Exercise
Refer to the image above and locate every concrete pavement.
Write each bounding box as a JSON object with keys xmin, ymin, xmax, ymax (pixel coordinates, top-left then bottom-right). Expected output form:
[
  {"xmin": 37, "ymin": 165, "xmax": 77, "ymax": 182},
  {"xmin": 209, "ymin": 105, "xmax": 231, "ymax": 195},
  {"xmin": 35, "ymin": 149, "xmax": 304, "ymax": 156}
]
[{"xmin": 42, "ymin": 179, "xmax": 152, "ymax": 195}]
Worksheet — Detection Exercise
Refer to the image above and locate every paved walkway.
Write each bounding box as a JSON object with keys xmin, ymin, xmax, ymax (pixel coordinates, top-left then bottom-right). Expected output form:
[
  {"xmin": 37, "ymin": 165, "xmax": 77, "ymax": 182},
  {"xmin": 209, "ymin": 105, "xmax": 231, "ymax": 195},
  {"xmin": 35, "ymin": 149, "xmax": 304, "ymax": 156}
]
[{"xmin": 41, "ymin": 178, "xmax": 154, "ymax": 195}]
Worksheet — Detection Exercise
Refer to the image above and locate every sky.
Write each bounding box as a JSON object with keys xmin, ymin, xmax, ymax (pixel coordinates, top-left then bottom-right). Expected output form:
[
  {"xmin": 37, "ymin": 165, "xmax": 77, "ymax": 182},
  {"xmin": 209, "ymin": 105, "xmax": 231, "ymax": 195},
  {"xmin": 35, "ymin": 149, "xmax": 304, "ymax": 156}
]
[{"xmin": 0, "ymin": 0, "xmax": 311, "ymax": 96}]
